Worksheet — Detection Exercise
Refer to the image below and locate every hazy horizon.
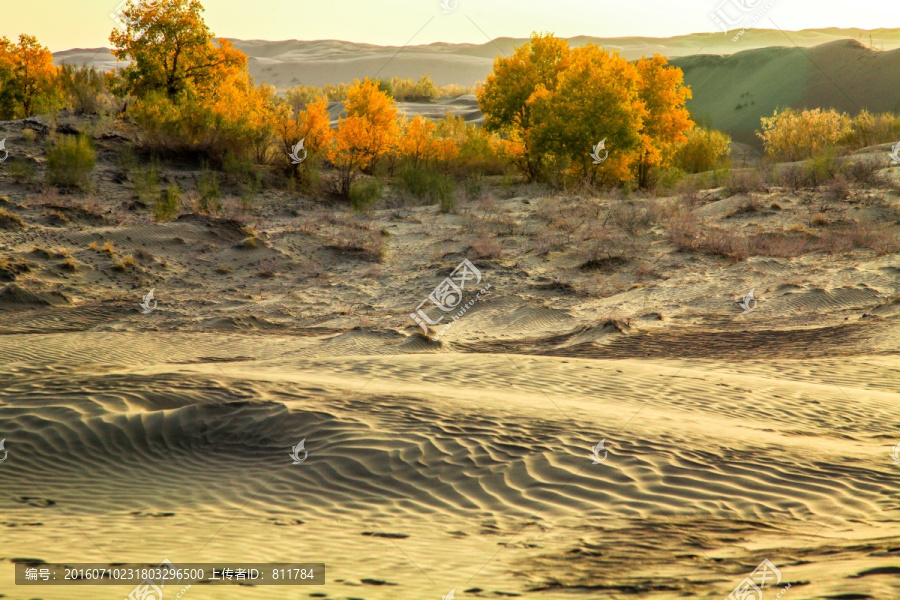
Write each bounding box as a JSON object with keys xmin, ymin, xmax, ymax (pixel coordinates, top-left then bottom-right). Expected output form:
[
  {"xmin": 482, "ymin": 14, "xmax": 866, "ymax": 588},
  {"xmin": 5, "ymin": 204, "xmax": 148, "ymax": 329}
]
[{"xmin": 2, "ymin": 0, "xmax": 899, "ymax": 53}]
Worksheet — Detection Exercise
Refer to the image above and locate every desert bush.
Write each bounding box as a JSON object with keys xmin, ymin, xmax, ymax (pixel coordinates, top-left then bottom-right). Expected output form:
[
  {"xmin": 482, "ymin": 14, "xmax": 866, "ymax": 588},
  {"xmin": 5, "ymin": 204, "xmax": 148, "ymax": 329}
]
[
  {"xmin": 46, "ymin": 135, "xmax": 96, "ymax": 188},
  {"xmin": 463, "ymin": 173, "xmax": 484, "ymax": 200},
  {"xmin": 59, "ymin": 64, "xmax": 116, "ymax": 114},
  {"xmin": 349, "ymin": 177, "xmax": 384, "ymax": 213},
  {"xmin": 840, "ymin": 110, "xmax": 900, "ymax": 148},
  {"xmin": 843, "ymin": 159, "xmax": 884, "ymax": 187},
  {"xmin": 130, "ymin": 166, "xmax": 160, "ymax": 204},
  {"xmin": 397, "ymin": 166, "xmax": 455, "ymax": 208},
  {"xmin": 848, "ymin": 221, "xmax": 900, "ymax": 255},
  {"xmin": 155, "ymin": 184, "xmax": 181, "ymax": 221},
  {"xmin": 389, "ymin": 75, "xmax": 438, "ymax": 101},
  {"xmin": 674, "ymin": 127, "xmax": 731, "ymax": 173},
  {"xmin": 9, "ymin": 160, "xmax": 35, "ymax": 183},
  {"xmin": 196, "ymin": 170, "xmax": 221, "ymax": 214},
  {"xmin": 758, "ymin": 108, "xmax": 852, "ymax": 161},
  {"xmin": 726, "ymin": 168, "xmax": 767, "ymax": 195}
]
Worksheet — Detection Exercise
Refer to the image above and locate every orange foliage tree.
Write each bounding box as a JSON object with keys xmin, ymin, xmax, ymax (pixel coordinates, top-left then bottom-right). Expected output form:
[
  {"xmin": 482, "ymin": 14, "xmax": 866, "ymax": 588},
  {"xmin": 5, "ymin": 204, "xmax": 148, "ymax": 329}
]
[
  {"xmin": 275, "ymin": 96, "xmax": 334, "ymax": 181},
  {"xmin": 0, "ymin": 34, "xmax": 62, "ymax": 119},
  {"xmin": 478, "ymin": 32, "xmax": 571, "ymax": 180},
  {"xmin": 479, "ymin": 34, "xmax": 694, "ymax": 187},
  {"xmin": 634, "ymin": 55, "xmax": 693, "ymax": 187},
  {"xmin": 327, "ymin": 78, "xmax": 399, "ymax": 196},
  {"xmin": 110, "ymin": 0, "xmax": 278, "ymax": 164},
  {"xmin": 110, "ymin": 0, "xmax": 246, "ymax": 102},
  {"xmin": 398, "ymin": 115, "xmax": 459, "ymax": 171}
]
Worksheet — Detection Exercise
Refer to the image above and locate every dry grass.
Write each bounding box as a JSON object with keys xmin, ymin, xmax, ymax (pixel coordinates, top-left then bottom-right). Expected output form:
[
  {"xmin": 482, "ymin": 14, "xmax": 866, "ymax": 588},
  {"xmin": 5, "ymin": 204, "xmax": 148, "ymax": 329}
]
[
  {"xmin": 102, "ymin": 241, "xmax": 115, "ymax": 255},
  {"xmin": 112, "ymin": 255, "xmax": 136, "ymax": 271},
  {"xmin": 60, "ymin": 258, "xmax": 79, "ymax": 271},
  {"xmin": 0, "ymin": 208, "xmax": 25, "ymax": 230}
]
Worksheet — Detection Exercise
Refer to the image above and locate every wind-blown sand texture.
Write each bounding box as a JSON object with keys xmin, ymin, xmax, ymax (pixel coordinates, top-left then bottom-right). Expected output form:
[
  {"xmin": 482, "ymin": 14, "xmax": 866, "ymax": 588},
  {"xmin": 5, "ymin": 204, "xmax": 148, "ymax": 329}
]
[{"xmin": 1, "ymin": 117, "xmax": 900, "ymax": 599}]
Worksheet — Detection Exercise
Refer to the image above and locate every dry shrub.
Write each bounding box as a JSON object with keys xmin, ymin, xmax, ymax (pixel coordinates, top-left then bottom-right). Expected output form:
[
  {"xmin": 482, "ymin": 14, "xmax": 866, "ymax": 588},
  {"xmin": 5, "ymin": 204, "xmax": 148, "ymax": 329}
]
[
  {"xmin": 665, "ymin": 213, "xmax": 748, "ymax": 261},
  {"xmin": 748, "ymin": 231, "xmax": 819, "ymax": 258},
  {"xmin": 848, "ymin": 221, "xmax": 900, "ymax": 255},
  {"xmin": 471, "ymin": 235, "xmax": 503, "ymax": 258},
  {"xmin": 727, "ymin": 169, "xmax": 767, "ymax": 195}
]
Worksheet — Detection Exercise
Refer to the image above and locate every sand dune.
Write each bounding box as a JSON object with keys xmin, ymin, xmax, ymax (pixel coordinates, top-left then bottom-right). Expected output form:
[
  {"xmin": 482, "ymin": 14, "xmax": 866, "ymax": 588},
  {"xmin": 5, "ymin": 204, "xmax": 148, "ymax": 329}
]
[{"xmin": 1, "ymin": 114, "xmax": 900, "ymax": 597}]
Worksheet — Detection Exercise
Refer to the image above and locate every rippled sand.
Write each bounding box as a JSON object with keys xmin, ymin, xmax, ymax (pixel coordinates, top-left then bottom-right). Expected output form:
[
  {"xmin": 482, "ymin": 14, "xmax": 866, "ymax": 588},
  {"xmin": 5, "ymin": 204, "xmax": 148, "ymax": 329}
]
[{"xmin": 2, "ymin": 329, "xmax": 899, "ymax": 599}]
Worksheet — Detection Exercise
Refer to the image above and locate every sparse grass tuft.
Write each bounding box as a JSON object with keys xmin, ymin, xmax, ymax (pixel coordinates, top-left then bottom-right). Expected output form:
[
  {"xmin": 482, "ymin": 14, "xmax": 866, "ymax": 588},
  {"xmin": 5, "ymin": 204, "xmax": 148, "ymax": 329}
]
[{"xmin": 0, "ymin": 208, "xmax": 25, "ymax": 229}]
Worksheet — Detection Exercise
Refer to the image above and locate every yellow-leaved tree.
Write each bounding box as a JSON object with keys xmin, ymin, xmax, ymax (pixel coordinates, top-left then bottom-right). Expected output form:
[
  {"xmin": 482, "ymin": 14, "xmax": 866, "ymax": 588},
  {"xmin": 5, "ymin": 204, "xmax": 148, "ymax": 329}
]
[
  {"xmin": 478, "ymin": 32, "xmax": 571, "ymax": 180},
  {"xmin": 110, "ymin": 0, "xmax": 278, "ymax": 164},
  {"xmin": 275, "ymin": 96, "xmax": 334, "ymax": 183},
  {"xmin": 527, "ymin": 44, "xmax": 647, "ymax": 184},
  {"xmin": 327, "ymin": 78, "xmax": 399, "ymax": 196},
  {"xmin": 0, "ymin": 34, "xmax": 63, "ymax": 119},
  {"xmin": 634, "ymin": 54, "xmax": 693, "ymax": 187}
]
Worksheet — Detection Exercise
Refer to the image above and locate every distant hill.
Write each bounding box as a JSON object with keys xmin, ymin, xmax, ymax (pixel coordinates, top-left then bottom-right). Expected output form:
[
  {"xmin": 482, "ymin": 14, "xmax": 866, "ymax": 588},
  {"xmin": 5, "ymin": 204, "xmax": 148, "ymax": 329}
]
[
  {"xmin": 52, "ymin": 29, "xmax": 900, "ymax": 150},
  {"xmin": 671, "ymin": 39, "xmax": 900, "ymax": 148},
  {"xmin": 54, "ymin": 28, "xmax": 900, "ymax": 88}
]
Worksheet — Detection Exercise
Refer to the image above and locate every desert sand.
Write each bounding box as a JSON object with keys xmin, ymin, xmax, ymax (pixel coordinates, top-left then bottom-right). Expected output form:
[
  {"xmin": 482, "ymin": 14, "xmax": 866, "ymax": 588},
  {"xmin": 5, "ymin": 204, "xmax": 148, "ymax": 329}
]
[{"xmin": 1, "ymin": 107, "xmax": 900, "ymax": 599}]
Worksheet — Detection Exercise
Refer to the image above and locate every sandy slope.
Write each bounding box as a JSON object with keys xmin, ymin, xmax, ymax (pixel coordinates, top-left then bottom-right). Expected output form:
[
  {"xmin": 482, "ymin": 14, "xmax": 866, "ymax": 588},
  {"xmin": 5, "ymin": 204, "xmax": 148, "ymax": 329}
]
[
  {"xmin": 1, "ymin": 117, "xmax": 900, "ymax": 598},
  {"xmin": 1, "ymin": 337, "xmax": 899, "ymax": 600}
]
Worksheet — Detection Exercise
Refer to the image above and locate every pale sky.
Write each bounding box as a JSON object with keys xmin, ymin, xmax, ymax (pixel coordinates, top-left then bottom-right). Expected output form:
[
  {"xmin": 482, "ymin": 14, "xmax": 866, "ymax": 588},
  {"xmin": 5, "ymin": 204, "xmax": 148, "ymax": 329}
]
[{"xmin": 2, "ymin": 0, "xmax": 898, "ymax": 52}]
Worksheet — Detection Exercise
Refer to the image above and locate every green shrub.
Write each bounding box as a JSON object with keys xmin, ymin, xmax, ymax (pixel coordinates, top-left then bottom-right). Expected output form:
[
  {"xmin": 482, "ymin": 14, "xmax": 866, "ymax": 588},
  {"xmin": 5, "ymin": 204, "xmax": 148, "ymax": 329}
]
[
  {"xmin": 9, "ymin": 160, "xmax": 35, "ymax": 183},
  {"xmin": 46, "ymin": 135, "xmax": 96, "ymax": 188},
  {"xmin": 463, "ymin": 172, "xmax": 483, "ymax": 200},
  {"xmin": 398, "ymin": 166, "xmax": 456, "ymax": 208},
  {"xmin": 349, "ymin": 178, "xmax": 384, "ymax": 213},
  {"xmin": 155, "ymin": 184, "xmax": 181, "ymax": 221},
  {"xmin": 131, "ymin": 166, "xmax": 160, "ymax": 205},
  {"xmin": 197, "ymin": 170, "xmax": 221, "ymax": 214}
]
